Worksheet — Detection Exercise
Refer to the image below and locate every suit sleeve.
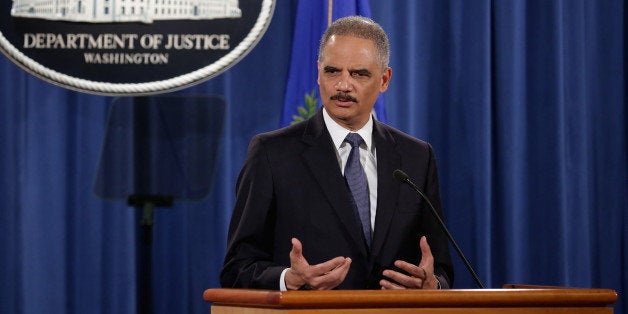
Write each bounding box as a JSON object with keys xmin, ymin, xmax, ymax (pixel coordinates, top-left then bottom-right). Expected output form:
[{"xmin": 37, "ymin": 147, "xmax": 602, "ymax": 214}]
[
  {"xmin": 219, "ymin": 135, "xmax": 285, "ymax": 289},
  {"xmin": 422, "ymin": 143, "xmax": 454, "ymax": 288}
]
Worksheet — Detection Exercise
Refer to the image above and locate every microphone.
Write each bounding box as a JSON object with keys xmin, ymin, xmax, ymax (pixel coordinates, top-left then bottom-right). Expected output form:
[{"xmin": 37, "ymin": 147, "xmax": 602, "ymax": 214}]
[{"xmin": 393, "ymin": 169, "xmax": 485, "ymax": 289}]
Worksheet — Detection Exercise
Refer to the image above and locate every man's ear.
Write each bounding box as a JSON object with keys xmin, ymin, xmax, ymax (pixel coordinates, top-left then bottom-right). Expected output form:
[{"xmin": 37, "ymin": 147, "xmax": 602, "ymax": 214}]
[
  {"xmin": 379, "ymin": 67, "xmax": 392, "ymax": 92},
  {"xmin": 317, "ymin": 61, "xmax": 322, "ymax": 86}
]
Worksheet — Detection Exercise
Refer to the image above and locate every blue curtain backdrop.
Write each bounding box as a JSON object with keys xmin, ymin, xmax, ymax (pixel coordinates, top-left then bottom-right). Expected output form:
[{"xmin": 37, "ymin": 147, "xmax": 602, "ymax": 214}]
[{"xmin": 0, "ymin": 1, "xmax": 625, "ymax": 313}]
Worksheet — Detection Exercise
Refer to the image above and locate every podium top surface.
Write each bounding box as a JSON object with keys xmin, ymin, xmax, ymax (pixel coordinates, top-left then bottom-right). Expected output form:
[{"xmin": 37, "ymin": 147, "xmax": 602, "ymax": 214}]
[{"xmin": 203, "ymin": 287, "xmax": 618, "ymax": 309}]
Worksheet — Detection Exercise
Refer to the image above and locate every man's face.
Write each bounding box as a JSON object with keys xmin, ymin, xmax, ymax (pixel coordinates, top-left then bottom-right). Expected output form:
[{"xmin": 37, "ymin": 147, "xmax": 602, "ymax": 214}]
[{"xmin": 318, "ymin": 35, "xmax": 392, "ymax": 131}]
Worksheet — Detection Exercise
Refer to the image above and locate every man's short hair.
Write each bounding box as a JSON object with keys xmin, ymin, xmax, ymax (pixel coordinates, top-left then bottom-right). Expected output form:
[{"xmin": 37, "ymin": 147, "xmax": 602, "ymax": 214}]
[{"xmin": 318, "ymin": 16, "xmax": 390, "ymax": 70}]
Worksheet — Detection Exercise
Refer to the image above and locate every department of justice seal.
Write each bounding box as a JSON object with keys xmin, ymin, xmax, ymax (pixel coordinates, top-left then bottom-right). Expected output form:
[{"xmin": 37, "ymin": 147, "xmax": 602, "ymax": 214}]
[{"xmin": 0, "ymin": 0, "xmax": 275, "ymax": 95}]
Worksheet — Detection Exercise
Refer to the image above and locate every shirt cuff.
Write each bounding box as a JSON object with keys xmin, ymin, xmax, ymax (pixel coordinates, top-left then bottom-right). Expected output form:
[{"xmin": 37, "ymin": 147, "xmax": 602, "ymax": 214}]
[
  {"xmin": 434, "ymin": 273, "xmax": 449, "ymax": 289},
  {"xmin": 279, "ymin": 268, "xmax": 289, "ymax": 291}
]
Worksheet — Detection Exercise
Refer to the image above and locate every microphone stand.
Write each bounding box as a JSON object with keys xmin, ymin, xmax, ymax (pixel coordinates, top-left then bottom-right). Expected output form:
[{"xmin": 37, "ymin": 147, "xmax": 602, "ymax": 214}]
[{"xmin": 394, "ymin": 170, "xmax": 485, "ymax": 289}]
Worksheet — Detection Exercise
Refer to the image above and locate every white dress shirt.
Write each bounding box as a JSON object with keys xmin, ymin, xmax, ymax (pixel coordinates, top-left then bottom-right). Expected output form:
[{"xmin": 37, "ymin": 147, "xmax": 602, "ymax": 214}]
[{"xmin": 322, "ymin": 108, "xmax": 378, "ymax": 230}]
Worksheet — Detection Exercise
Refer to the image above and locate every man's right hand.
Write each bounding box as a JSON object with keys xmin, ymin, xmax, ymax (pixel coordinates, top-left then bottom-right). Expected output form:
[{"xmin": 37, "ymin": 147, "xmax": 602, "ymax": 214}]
[{"xmin": 285, "ymin": 238, "xmax": 351, "ymax": 290}]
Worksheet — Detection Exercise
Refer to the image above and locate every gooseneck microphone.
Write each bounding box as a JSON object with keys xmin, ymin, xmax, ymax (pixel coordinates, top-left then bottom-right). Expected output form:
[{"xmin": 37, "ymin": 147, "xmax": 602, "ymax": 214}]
[{"xmin": 393, "ymin": 169, "xmax": 485, "ymax": 289}]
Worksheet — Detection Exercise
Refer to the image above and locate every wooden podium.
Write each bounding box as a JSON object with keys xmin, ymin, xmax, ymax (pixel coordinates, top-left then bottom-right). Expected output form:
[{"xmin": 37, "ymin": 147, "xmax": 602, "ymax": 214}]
[{"xmin": 203, "ymin": 285, "xmax": 618, "ymax": 314}]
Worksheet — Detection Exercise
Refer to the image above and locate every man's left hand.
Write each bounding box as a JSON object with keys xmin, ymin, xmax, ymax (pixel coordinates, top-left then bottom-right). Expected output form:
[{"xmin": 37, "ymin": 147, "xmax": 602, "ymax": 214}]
[{"xmin": 379, "ymin": 236, "xmax": 439, "ymax": 289}]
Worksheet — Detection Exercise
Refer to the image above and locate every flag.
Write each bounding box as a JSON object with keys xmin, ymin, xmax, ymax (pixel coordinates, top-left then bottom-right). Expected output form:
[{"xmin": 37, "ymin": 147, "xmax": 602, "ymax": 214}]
[{"xmin": 280, "ymin": 0, "xmax": 387, "ymax": 127}]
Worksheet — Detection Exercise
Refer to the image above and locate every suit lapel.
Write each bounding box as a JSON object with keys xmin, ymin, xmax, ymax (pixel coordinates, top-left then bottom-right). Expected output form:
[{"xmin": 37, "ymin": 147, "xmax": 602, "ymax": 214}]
[
  {"xmin": 370, "ymin": 121, "xmax": 401, "ymax": 258},
  {"xmin": 300, "ymin": 111, "xmax": 368, "ymax": 257}
]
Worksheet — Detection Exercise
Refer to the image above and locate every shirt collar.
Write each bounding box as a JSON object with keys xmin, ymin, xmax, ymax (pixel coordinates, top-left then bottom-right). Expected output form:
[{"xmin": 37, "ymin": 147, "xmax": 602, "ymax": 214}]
[{"xmin": 323, "ymin": 107, "xmax": 374, "ymax": 151}]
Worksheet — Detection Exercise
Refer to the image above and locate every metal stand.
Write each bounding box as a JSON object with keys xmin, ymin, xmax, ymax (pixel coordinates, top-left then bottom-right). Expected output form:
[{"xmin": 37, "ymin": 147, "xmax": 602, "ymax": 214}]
[{"xmin": 128, "ymin": 194, "xmax": 173, "ymax": 314}]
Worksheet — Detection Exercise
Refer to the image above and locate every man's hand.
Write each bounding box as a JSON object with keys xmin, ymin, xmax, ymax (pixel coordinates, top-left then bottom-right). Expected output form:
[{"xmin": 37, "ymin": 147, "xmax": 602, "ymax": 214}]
[
  {"xmin": 379, "ymin": 236, "xmax": 440, "ymax": 290},
  {"xmin": 284, "ymin": 238, "xmax": 352, "ymax": 290}
]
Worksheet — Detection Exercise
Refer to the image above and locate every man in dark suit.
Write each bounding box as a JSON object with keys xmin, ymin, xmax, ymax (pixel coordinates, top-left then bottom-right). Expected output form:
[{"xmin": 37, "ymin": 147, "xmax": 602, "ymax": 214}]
[{"xmin": 220, "ymin": 16, "xmax": 453, "ymax": 290}]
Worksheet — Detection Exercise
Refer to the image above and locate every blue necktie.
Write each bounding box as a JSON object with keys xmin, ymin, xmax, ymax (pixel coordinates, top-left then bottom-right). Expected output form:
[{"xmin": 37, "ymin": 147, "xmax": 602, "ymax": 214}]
[{"xmin": 344, "ymin": 133, "xmax": 372, "ymax": 249}]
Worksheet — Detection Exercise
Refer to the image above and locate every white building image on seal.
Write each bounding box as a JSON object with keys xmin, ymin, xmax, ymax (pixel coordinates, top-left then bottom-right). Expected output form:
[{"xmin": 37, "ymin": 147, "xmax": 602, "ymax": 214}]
[{"xmin": 11, "ymin": 0, "xmax": 242, "ymax": 23}]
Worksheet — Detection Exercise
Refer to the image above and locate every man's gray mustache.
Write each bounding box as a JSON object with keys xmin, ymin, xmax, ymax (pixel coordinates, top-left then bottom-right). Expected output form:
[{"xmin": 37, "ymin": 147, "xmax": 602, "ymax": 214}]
[{"xmin": 330, "ymin": 93, "xmax": 357, "ymax": 102}]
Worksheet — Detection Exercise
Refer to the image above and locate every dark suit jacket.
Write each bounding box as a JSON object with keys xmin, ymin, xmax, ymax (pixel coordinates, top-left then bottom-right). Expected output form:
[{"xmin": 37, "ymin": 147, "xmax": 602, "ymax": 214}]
[{"xmin": 220, "ymin": 110, "xmax": 453, "ymax": 289}]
